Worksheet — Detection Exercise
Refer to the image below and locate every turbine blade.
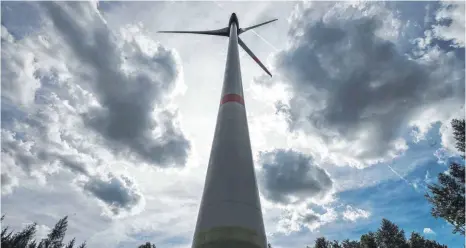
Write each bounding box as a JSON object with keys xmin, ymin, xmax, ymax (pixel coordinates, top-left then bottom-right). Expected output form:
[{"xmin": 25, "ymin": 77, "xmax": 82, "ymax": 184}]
[
  {"xmin": 238, "ymin": 38, "xmax": 272, "ymax": 77},
  {"xmin": 239, "ymin": 18, "xmax": 277, "ymax": 34},
  {"xmin": 157, "ymin": 27, "xmax": 229, "ymax": 36}
]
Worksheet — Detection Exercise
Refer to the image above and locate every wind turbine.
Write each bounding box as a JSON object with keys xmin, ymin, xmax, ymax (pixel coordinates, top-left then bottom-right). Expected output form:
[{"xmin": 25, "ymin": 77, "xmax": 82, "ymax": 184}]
[{"xmin": 159, "ymin": 13, "xmax": 277, "ymax": 248}]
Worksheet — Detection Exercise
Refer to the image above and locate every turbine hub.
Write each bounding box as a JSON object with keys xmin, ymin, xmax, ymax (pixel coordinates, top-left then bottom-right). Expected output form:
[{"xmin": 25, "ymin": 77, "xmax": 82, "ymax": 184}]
[{"xmin": 229, "ymin": 12, "xmax": 239, "ymax": 30}]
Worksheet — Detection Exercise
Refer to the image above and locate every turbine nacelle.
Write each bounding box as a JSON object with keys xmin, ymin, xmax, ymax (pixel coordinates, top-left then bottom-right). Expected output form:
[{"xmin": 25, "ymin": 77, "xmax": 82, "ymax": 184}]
[
  {"xmin": 157, "ymin": 13, "xmax": 277, "ymax": 77},
  {"xmin": 228, "ymin": 12, "xmax": 239, "ymax": 29}
]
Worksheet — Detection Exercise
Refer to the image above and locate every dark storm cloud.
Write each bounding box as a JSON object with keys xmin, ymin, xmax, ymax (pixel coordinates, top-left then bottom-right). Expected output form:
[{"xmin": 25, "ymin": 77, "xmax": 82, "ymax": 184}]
[
  {"xmin": 40, "ymin": 2, "xmax": 190, "ymax": 167},
  {"xmin": 257, "ymin": 2, "xmax": 465, "ymax": 166},
  {"xmin": 258, "ymin": 149, "xmax": 333, "ymax": 204},
  {"xmin": 82, "ymin": 173, "xmax": 143, "ymax": 215}
]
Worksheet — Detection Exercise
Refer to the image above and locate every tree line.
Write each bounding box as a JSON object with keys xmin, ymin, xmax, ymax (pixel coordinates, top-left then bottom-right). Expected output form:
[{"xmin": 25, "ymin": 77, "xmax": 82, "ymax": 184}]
[
  {"xmin": 305, "ymin": 218, "xmax": 447, "ymax": 248},
  {"xmin": 0, "ymin": 216, "xmax": 452, "ymax": 248},
  {"xmin": 1, "ymin": 215, "xmax": 85, "ymax": 248},
  {"xmin": 1, "ymin": 215, "xmax": 155, "ymax": 248},
  {"xmin": 1, "ymin": 119, "xmax": 464, "ymax": 247}
]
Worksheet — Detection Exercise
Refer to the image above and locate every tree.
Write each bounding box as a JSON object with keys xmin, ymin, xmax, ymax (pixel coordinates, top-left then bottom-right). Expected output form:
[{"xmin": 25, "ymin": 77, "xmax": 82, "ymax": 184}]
[
  {"xmin": 424, "ymin": 239, "xmax": 448, "ymax": 248},
  {"xmin": 138, "ymin": 242, "xmax": 156, "ymax": 248},
  {"xmin": 408, "ymin": 232, "xmax": 426, "ymax": 248},
  {"xmin": 9, "ymin": 223, "xmax": 37, "ymax": 248},
  {"xmin": 330, "ymin": 240, "xmax": 342, "ymax": 248},
  {"xmin": 1, "ymin": 215, "xmax": 86, "ymax": 248},
  {"xmin": 425, "ymin": 118, "xmax": 465, "ymax": 235},
  {"xmin": 65, "ymin": 238, "xmax": 76, "ymax": 248},
  {"xmin": 375, "ymin": 219, "xmax": 408, "ymax": 248},
  {"xmin": 76, "ymin": 242, "xmax": 87, "ymax": 248},
  {"xmin": 360, "ymin": 232, "xmax": 377, "ymax": 248},
  {"xmin": 314, "ymin": 237, "xmax": 331, "ymax": 248},
  {"xmin": 451, "ymin": 119, "xmax": 465, "ymax": 156},
  {"xmin": 341, "ymin": 239, "xmax": 360, "ymax": 248},
  {"xmin": 306, "ymin": 219, "xmax": 447, "ymax": 248},
  {"xmin": 40, "ymin": 216, "xmax": 68, "ymax": 248},
  {"xmin": 408, "ymin": 232, "xmax": 447, "ymax": 248}
]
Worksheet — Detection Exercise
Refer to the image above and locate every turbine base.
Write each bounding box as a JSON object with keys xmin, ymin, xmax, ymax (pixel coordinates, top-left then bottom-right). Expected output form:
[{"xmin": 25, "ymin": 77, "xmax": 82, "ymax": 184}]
[
  {"xmin": 193, "ymin": 226, "xmax": 266, "ymax": 248},
  {"xmin": 195, "ymin": 240, "xmax": 262, "ymax": 248}
]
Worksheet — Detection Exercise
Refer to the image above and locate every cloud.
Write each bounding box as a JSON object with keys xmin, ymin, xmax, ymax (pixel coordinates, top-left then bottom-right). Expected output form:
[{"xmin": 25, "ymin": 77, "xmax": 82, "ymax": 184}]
[
  {"xmin": 423, "ymin": 227, "xmax": 436, "ymax": 235},
  {"xmin": 1, "ymin": 173, "xmax": 18, "ymax": 195},
  {"xmin": 80, "ymin": 173, "xmax": 144, "ymax": 217},
  {"xmin": 424, "ymin": 170, "xmax": 432, "ymax": 184},
  {"xmin": 257, "ymin": 149, "xmax": 338, "ymax": 234},
  {"xmin": 257, "ymin": 149, "xmax": 333, "ymax": 205},
  {"xmin": 275, "ymin": 204, "xmax": 337, "ymax": 234},
  {"xmin": 1, "ymin": 25, "xmax": 15, "ymax": 42},
  {"xmin": 439, "ymin": 116, "xmax": 464, "ymax": 155},
  {"xmin": 257, "ymin": 149, "xmax": 337, "ymax": 234},
  {"xmin": 1, "ymin": 127, "xmax": 94, "ymax": 180},
  {"xmin": 432, "ymin": 1, "xmax": 465, "ymax": 47},
  {"xmin": 342, "ymin": 205, "xmax": 371, "ymax": 222},
  {"xmin": 1, "ymin": 1, "xmax": 191, "ymax": 223},
  {"xmin": 255, "ymin": 1, "xmax": 464, "ymax": 168},
  {"xmin": 35, "ymin": 224, "xmax": 52, "ymax": 240},
  {"xmin": 434, "ymin": 148, "xmax": 452, "ymax": 165},
  {"xmin": 1, "ymin": 1, "xmax": 190, "ymax": 182},
  {"xmin": 38, "ymin": 2, "xmax": 190, "ymax": 166},
  {"xmin": 2, "ymin": 1, "xmax": 463, "ymax": 246},
  {"xmin": 1, "ymin": 25, "xmax": 41, "ymax": 107}
]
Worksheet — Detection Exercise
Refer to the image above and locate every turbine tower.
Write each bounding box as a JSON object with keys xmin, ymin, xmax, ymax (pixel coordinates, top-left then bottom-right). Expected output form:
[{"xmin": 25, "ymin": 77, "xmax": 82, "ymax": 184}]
[{"xmin": 159, "ymin": 13, "xmax": 277, "ymax": 248}]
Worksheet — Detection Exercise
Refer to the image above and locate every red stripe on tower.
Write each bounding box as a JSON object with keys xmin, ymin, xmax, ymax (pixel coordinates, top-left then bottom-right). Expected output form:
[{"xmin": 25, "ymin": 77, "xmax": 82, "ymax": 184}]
[{"xmin": 220, "ymin": 94, "xmax": 244, "ymax": 105}]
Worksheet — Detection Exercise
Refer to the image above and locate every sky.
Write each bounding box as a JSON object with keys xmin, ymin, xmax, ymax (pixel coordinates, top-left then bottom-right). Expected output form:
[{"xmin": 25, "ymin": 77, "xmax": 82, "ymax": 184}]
[{"xmin": 0, "ymin": 1, "xmax": 465, "ymax": 248}]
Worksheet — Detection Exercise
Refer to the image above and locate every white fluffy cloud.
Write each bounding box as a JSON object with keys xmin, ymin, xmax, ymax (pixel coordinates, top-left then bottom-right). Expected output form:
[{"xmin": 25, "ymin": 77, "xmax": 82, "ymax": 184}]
[
  {"xmin": 439, "ymin": 118, "xmax": 463, "ymax": 155},
  {"xmin": 342, "ymin": 205, "xmax": 371, "ymax": 222},
  {"xmin": 423, "ymin": 227, "xmax": 436, "ymax": 235},
  {"xmin": 432, "ymin": 1, "xmax": 465, "ymax": 47},
  {"xmin": 275, "ymin": 204, "xmax": 337, "ymax": 234}
]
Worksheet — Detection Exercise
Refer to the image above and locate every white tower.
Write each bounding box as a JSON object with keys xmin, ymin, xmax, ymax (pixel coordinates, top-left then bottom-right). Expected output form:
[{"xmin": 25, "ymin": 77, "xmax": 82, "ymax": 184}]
[{"xmin": 159, "ymin": 13, "xmax": 276, "ymax": 248}]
